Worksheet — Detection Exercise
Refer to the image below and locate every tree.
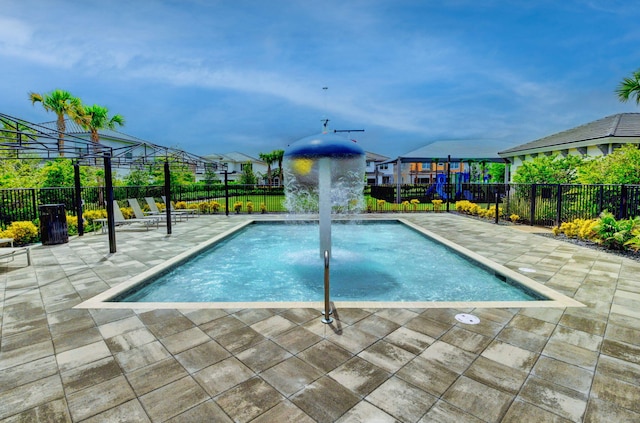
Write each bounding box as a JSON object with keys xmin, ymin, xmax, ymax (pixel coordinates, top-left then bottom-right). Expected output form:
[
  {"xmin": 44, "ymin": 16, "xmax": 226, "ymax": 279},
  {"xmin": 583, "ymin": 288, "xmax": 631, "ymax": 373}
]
[
  {"xmin": 258, "ymin": 152, "xmax": 276, "ymax": 185},
  {"xmin": 578, "ymin": 144, "xmax": 640, "ymax": 184},
  {"xmin": 29, "ymin": 89, "xmax": 82, "ymax": 156},
  {"xmin": 76, "ymin": 104, "xmax": 125, "ymax": 143},
  {"xmin": 239, "ymin": 161, "xmax": 257, "ymax": 185},
  {"xmin": 487, "ymin": 163, "xmax": 505, "ymax": 182},
  {"xmin": 512, "ymin": 154, "xmax": 584, "ymax": 184},
  {"xmin": 616, "ymin": 69, "xmax": 640, "ymax": 104},
  {"xmin": 272, "ymin": 149, "xmax": 284, "ymax": 185}
]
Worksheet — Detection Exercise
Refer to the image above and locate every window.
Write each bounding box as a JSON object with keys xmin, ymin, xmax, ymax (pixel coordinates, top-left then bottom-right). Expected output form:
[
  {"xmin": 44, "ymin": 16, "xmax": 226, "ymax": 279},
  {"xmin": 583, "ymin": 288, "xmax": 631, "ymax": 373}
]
[
  {"xmin": 379, "ymin": 164, "xmax": 389, "ymax": 170},
  {"xmin": 450, "ymin": 162, "xmax": 460, "ymax": 170}
]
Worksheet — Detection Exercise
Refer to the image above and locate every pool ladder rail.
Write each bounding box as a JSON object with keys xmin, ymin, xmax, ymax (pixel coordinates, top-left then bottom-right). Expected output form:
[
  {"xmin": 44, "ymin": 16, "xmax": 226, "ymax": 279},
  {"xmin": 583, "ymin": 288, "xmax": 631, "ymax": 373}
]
[{"xmin": 321, "ymin": 249, "xmax": 333, "ymax": 324}]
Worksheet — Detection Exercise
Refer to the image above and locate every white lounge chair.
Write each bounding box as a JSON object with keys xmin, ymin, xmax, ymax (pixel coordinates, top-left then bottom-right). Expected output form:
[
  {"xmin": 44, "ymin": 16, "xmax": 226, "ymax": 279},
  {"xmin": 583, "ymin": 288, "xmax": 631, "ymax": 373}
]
[
  {"xmin": 94, "ymin": 201, "xmax": 159, "ymax": 233},
  {"xmin": 144, "ymin": 197, "xmax": 187, "ymax": 222},
  {"xmin": 128, "ymin": 199, "xmax": 167, "ymax": 224},
  {"xmin": 162, "ymin": 196, "xmax": 198, "ymax": 218},
  {"xmin": 0, "ymin": 238, "xmax": 31, "ymax": 266}
]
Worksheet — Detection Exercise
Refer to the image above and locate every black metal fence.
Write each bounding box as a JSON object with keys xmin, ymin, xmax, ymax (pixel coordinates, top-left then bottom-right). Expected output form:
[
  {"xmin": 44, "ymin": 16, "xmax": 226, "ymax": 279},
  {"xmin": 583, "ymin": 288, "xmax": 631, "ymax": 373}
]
[{"xmin": 1, "ymin": 182, "xmax": 639, "ymax": 227}]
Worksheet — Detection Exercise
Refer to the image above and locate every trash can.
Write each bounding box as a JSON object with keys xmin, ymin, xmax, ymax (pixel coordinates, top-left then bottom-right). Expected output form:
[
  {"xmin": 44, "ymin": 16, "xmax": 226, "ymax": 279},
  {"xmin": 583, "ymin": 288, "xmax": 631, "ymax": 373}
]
[{"xmin": 39, "ymin": 204, "xmax": 69, "ymax": 245}]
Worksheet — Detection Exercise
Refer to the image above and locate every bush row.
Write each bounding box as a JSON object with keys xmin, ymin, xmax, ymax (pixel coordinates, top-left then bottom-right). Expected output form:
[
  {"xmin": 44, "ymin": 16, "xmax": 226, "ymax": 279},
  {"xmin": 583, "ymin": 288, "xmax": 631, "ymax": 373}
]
[{"xmin": 553, "ymin": 212, "xmax": 640, "ymax": 252}]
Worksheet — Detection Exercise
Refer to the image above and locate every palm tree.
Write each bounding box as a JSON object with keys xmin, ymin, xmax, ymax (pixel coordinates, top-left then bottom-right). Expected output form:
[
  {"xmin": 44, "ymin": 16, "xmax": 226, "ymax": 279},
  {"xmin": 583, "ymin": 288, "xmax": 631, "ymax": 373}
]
[
  {"xmin": 258, "ymin": 152, "xmax": 276, "ymax": 185},
  {"xmin": 76, "ymin": 104, "xmax": 125, "ymax": 143},
  {"xmin": 29, "ymin": 89, "xmax": 82, "ymax": 156},
  {"xmin": 272, "ymin": 149, "xmax": 284, "ymax": 186},
  {"xmin": 616, "ymin": 69, "xmax": 640, "ymax": 104}
]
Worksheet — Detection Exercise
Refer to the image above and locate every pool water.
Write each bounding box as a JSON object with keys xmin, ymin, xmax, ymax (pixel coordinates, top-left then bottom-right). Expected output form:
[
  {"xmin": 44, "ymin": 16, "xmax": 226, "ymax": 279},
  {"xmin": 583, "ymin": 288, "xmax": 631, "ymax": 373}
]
[{"xmin": 115, "ymin": 221, "xmax": 541, "ymax": 303}]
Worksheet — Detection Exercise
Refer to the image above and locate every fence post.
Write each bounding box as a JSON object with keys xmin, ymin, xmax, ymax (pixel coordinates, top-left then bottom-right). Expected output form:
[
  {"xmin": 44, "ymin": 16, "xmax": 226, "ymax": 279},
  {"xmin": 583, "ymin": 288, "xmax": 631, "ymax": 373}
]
[
  {"xmin": 598, "ymin": 185, "xmax": 604, "ymax": 215},
  {"xmin": 555, "ymin": 184, "xmax": 562, "ymax": 228},
  {"xmin": 31, "ymin": 188, "xmax": 37, "ymax": 221},
  {"xmin": 494, "ymin": 191, "xmax": 499, "ymax": 224},
  {"xmin": 530, "ymin": 184, "xmax": 537, "ymax": 226},
  {"xmin": 619, "ymin": 185, "xmax": 628, "ymax": 220}
]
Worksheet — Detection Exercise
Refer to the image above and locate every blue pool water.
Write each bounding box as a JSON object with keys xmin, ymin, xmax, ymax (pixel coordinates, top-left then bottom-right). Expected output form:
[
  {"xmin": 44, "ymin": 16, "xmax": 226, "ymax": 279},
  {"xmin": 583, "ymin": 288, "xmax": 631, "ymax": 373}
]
[{"xmin": 115, "ymin": 221, "xmax": 541, "ymax": 303}]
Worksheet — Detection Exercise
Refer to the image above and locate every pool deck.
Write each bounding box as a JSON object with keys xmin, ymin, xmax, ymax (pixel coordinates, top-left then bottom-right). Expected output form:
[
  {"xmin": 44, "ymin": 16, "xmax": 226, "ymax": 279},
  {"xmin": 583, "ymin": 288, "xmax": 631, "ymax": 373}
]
[{"xmin": 1, "ymin": 213, "xmax": 638, "ymax": 422}]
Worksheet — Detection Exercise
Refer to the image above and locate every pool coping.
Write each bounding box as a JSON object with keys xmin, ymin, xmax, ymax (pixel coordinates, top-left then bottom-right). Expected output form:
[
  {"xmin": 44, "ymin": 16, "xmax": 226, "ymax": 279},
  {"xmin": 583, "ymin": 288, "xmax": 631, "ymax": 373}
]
[{"xmin": 75, "ymin": 217, "xmax": 584, "ymax": 310}]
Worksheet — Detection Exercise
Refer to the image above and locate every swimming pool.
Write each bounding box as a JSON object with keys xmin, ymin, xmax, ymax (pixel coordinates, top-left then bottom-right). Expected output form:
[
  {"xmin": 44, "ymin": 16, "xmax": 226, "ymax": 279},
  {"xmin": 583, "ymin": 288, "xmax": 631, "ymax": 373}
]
[{"xmin": 111, "ymin": 220, "xmax": 542, "ymax": 303}]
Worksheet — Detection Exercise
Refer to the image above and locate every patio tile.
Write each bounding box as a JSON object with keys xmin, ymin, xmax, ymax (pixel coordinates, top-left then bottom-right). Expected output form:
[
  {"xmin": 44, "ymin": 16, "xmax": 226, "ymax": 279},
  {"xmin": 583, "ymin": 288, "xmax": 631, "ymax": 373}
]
[
  {"xmin": 55, "ymin": 340, "xmax": 111, "ymax": 373},
  {"xmin": 216, "ymin": 326, "xmax": 266, "ymax": 353},
  {"xmin": 481, "ymin": 340, "xmax": 538, "ymax": 372},
  {"xmin": 549, "ymin": 325, "xmax": 603, "ymax": 352},
  {"xmin": 60, "ymin": 356, "xmax": 122, "ymax": 394},
  {"xmin": 98, "ymin": 315, "xmax": 146, "ymax": 339},
  {"xmin": 174, "ymin": 339, "xmax": 230, "ymax": 373},
  {"xmin": 366, "ymin": 376, "xmax": 437, "ymax": 422},
  {"xmin": 291, "ymin": 376, "xmax": 361, "ymax": 423},
  {"xmin": 502, "ymin": 399, "xmax": 573, "ymax": 423},
  {"xmin": 262, "ymin": 356, "xmax": 324, "ymax": 396},
  {"xmin": 180, "ymin": 308, "xmax": 228, "ymax": 325},
  {"xmin": 351, "ymin": 314, "xmax": 400, "ymax": 338},
  {"xmin": 532, "ymin": 356, "xmax": 593, "ymax": 395},
  {"xmin": 297, "ymin": 340, "xmax": 353, "ymax": 373},
  {"xmin": 374, "ymin": 308, "xmax": 420, "ymax": 325},
  {"xmin": 89, "ymin": 308, "xmax": 136, "ymax": 326},
  {"xmin": 507, "ymin": 313, "xmax": 556, "ymax": 336},
  {"xmin": 605, "ymin": 322, "xmax": 640, "ymax": 345},
  {"xmin": 126, "ymin": 357, "xmax": 189, "ymax": 396},
  {"xmin": 396, "ymin": 356, "xmax": 458, "ymax": 396},
  {"xmin": 272, "ymin": 326, "xmax": 323, "ymax": 354},
  {"xmin": 235, "ymin": 340, "xmax": 292, "ymax": 372},
  {"xmin": 601, "ymin": 338, "xmax": 640, "ymax": 365},
  {"xmin": 139, "ymin": 375, "xmax": 209, "ymax": 422},
  {"xmin": 464, "ymin": 355, "xmax": 529, "ymax": 394},
  {"xmin": 442, "ymin": 375, "xmax": 514, "ymax": 422},
  {"xmin": 357, "ymin": 340, "xmax": 415, "ymax": 373},
  {"xmin": 215, "ymin": 377, "xmax": 284, "ymax": 423},
  {"xmin": 160, "ymin": 326, "xmax": 211, "ymax": 354},
  {"xmin": 1, "ymin": 326, "xmax": 52, "ymax": 352},
  {"xmin": 193, "ymin": 357, "xmax": 255, "ymax": 397},
  {"xmin": 336, "ymin": 400, "xmax": 396, "ymax": 423},
  {"xmin": 542, "ymin": 338, "xmax": 599, "ymax": 370},
  {"xmin": 138, "ymin": 309, "xmax": 195, "ymax": 338},
  {"xmin": 440, "ymin": 325, "xmax": 492, "ymax": 353},
  {"xmin": 383, "ymin": 326, "xmax": 435, "ymax": 354},
  {"xmin": 419, "ymin": 340, "xmax": 477, "ymax": 374},
  {"xmin": 0, "ymin": 398, "xmax": 71, "ymax": 423},
  {"xmin": 419, "ymin": 400, "xmax": 485, "ymax": 423},
  {"xmin": 519, "ymin": 376, "xmax": 588, "ymax": 421},
  {"xmin": 164, "ymin": 399, "xmax": 232, "ymax": 423},
  {"xmin": 114, "ymin": 340, "xmax": 171, "ymax": 373},
  {"xmin": 66, "ymin": 375, "xmax": 136, "ymax": 422},
  {"xmin": 404, "ymin": 315, "xmax": 452, "ymax": 338},
  {"xmin": 250, "ymin": 315, "xmax": 297, "ymax": 339},
  {"xmin": 81, "ymin": 399, "xmax": 150, "ymax": 423},
  {"xmin": 332, "ymin": 308, "xmax": 371, "ymax": 325},
  {"xmin": 328, "ymin": 356, "xmax": 390, "ymax": 397},
  {"xmin": 0, "ymin": 374, "xmax": 64, "ymax": 420},
  {"xmin": 0, "ymin": 339, "xmax": 55, "ymax": 371},
  {"xmin": 279, "ymin": 308, "xmax": 321, "ymax": 325},
  {"xmin": 0, "ymin": 355, "xmax": 58, "ymax": 394},
  {"xmin": 590, "ymin": 372, "xmax": 640, "ymax": 413},
  {"xmin": 496, "ymin": 326, "xmax": 549, "ymax": 353},
  {"xmin": 584, "ymin": 398, "xmax": 640, "ymax": 423},
  {"xmin": 328, "ymin": 326, "xmax": 379, "ymax": 354},
  {"xmin": 233, "ymin": 308, "xmax": 275, "ymax": 325},
  {"xmin": 105, "ymin": 327, "xmax": 157, "ymax": 354}
]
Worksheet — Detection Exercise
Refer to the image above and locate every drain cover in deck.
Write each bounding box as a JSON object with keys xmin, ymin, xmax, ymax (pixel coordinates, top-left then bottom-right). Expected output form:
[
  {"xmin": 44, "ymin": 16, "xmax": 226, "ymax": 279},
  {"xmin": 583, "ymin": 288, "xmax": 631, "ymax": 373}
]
[{"xmin": 455, "ymin": 313, "xmax": 480, "ymax": 325}]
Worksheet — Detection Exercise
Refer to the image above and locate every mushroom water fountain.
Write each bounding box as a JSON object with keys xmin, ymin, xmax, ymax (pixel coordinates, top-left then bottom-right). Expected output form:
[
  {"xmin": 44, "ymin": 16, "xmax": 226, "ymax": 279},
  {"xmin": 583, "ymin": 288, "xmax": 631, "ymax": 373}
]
[{"xmin": 283, "ymin": 131, "xmax": 366, "ymax": 322}]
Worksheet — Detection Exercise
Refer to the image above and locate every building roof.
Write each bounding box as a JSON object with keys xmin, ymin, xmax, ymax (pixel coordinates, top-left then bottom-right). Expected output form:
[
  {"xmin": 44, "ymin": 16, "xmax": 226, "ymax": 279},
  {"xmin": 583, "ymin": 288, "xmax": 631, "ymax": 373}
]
[
  {"xmin": 204, "ymin": 152, "xmax": 263, "ymax": 163},
  {"xmin": 498, "ymin": 113, "xmax": 640, "ymax": 156},
  {"xmin": 365, "ymin": 151, "xmax": 390, "ymax": 162},
  {"xmin": 386, "ymin": 139, "xmax": 508, "ymax": 164}
]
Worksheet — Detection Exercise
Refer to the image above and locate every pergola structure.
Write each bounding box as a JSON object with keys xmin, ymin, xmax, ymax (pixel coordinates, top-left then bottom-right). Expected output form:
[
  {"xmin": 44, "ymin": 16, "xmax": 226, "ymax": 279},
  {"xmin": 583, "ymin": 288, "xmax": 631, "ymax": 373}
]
[{"xmin": 0, "ymin": 112, "xmax": 220, "ymax": 253}]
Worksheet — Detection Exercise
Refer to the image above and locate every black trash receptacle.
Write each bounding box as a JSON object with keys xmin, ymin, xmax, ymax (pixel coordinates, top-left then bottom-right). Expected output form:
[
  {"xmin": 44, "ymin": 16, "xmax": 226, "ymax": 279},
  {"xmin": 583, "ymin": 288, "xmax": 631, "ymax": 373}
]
[{"xmin": 39, "ymin": 204, "xmax": 69, "ymax": 245}]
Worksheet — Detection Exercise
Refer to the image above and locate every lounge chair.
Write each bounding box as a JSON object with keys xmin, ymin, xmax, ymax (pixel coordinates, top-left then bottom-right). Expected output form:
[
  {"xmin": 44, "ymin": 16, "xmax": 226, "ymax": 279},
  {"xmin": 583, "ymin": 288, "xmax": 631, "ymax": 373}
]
[
  {"xmin": 94, "ymin": 201, "xmax": 159, "ymax": 233},
  {"xmin": 162, "ymin": 196, "xmax": 199, "ymax": 218},
  {"xmin": 144, "ymin": 197, "xmax": 187, "ymax": 222},
  {"xmin": 128, "ymin": 198, "xmax": 170, "ymax": 224},
  {"xmin": 0, "ymin": 238, "xmax": 31, "ymax": 266}
]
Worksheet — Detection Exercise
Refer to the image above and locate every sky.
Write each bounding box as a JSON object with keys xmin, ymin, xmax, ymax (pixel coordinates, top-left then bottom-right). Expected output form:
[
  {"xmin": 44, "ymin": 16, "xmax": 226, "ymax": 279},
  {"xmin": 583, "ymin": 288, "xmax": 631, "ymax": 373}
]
[{"xmin": 2, "ymin": 0, "xmax": 640, "ymax": 160}]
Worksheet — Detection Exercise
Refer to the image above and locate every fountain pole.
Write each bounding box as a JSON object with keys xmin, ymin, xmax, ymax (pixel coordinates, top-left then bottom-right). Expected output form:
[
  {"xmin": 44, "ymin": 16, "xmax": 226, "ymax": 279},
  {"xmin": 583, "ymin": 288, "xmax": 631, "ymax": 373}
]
[{"xmin": 318, "ymin": 157, "xmax": 332, "ymax": 259}]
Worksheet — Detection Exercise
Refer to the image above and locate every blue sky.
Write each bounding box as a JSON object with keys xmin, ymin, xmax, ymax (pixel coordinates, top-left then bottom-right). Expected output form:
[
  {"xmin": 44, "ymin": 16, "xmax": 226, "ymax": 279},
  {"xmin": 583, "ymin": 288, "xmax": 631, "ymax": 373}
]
[{"xmin": 1, "ymin": 0, "xmax": 640, "ymax": 159}]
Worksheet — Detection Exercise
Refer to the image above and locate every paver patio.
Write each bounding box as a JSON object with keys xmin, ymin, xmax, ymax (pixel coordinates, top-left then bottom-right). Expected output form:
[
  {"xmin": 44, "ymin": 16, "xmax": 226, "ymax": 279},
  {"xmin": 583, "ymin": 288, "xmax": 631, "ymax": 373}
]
[{"xmin": 1, "ymin": 213, "xmax": 639, "ymax": 422}]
